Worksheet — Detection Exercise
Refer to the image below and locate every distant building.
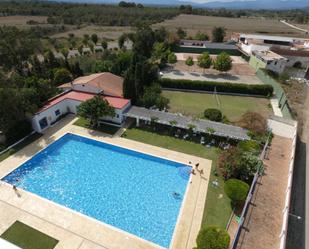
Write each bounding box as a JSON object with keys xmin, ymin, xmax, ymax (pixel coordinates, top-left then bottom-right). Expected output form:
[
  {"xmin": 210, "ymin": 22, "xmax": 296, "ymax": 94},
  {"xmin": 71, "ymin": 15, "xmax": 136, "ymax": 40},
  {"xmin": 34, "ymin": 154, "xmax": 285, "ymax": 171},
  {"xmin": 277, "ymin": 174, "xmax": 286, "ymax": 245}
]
[
  {"xmin": 67, "ymin": 49, "xmax": 80, "ymax": 59},
  {"xmin": 270, "ymin": 47, "xmax": 309, "ymax": 69},
  {"xmin": 82, "ymin": 47, "xmax": 92, "ymax": 55},
  {"xmin": 32, "ymin": 73, "xmax": 131, "ymax": 132},
  {"xmin": 235, "ymin": 33, "xmax": 309, "ymax": 55},
  {"xmin": 94, "ymin": 45, "xmax": 103, "ymax": 52},
  {"xmin": 250, "ymin": 50, "xmax": 287, "ymax": 74},
  {"xmin": 53, "ymin": 52, "xmax": 65, "ymax": 60}
]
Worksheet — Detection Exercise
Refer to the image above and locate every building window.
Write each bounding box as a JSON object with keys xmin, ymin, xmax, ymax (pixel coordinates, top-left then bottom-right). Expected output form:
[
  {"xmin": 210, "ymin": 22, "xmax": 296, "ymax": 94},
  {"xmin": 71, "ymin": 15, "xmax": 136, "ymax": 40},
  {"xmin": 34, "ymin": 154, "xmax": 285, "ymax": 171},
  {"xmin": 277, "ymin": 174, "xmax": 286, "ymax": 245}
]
[
  {"xmin": 39, "ymin": 117, "xmax": 48, "ymax": 130},
  {"xmin": 55, "ymin": 109, "xmax": 61, "ymax": 116}
]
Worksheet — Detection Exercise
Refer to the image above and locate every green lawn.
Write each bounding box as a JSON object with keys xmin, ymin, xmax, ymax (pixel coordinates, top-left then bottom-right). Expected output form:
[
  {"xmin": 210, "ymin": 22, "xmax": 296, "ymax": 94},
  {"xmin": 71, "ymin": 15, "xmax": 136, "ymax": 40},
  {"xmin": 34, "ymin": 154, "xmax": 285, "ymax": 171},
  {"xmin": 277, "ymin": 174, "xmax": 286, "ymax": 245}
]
[
  {"xmin": 122, "ymin": 127, "xmax": 232, "ymax": 229},
  {"xmin": 1, "ymin": 221, "xmax": 58, "ymax": 249},
  {"xmin": 0, "ymin": 133, "xmax": 42, "ymax": 162},
  {"xmin": 162, "ymin": 90, "xmax": 272, "ymax": 122},
  {"xmin": 73, "ymin": 118, "xmax": 120, "ymax": 135}
]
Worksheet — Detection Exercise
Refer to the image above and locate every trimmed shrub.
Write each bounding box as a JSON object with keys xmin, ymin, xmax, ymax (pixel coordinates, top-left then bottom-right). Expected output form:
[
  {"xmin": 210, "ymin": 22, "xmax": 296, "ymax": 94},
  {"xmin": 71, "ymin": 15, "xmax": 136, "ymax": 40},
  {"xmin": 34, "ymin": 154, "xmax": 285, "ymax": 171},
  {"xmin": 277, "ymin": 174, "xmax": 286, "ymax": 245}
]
[
  {"xmin": 194, "ymin": 226, "xmax": 230, "ymax": 249},
  {"xmin": 204, "ymin": 108, "xmax": 222, "ymax": 122},
  {"xmin": 224, "ymin": 179, "xmax": 249, "ymax": 203},
  {"xmin": 238, "ymin": 140, "xmax": 260, "ymax": 154},
  {"xmin": 158, "ymin": 78, "xmax": 273, "ymax": 97}
]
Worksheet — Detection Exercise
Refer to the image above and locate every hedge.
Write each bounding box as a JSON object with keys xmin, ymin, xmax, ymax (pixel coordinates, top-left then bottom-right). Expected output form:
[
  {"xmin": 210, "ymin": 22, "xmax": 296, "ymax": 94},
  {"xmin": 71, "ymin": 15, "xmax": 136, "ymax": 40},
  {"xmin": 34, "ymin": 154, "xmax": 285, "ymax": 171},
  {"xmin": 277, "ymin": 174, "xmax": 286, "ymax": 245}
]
[{"xmin": 158, "ymin": 78, "xmax": 273, "ymax": 97}]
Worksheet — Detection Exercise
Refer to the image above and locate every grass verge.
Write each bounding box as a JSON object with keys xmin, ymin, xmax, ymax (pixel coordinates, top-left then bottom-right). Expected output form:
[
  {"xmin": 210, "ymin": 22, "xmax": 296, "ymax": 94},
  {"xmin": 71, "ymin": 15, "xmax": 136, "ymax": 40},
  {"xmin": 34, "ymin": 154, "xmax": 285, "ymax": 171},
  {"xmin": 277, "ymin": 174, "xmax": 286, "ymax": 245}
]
[
  {"xmin": 0, "ymin": 133, "xmax": 42, "ymax": 162},
  {"xmin": 122, "ymin": 127, "xmax": 232, "ymax": 229},
  {"xmin": 73, "ymin": 117, "xmax": 120, "ymax": 135},
  {"xmin": 1, "ymin": 221, "xmax": 58, "ymax": 249}
]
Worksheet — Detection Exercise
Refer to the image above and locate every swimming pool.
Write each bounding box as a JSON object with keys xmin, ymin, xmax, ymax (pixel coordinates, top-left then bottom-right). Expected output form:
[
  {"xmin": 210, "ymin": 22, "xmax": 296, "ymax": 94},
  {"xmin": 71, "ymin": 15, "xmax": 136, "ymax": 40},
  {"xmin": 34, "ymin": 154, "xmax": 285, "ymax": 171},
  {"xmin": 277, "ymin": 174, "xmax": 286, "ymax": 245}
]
[{"xmin": 2, "ymin": 133, "xmax": 190, "ymax": 248}]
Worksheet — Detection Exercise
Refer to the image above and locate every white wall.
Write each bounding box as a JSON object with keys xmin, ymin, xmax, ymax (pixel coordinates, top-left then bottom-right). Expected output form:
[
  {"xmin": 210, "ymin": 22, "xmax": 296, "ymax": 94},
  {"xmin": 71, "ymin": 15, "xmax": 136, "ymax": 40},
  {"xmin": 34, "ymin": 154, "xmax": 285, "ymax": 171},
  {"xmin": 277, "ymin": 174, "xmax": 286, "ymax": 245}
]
[
  {"xmin": 266, "ymin": 59, "xmax": 287, "ymax": 74},
  {"xmin": 72, "ymin": 84, "xmax": 101, "ymax": 94}
]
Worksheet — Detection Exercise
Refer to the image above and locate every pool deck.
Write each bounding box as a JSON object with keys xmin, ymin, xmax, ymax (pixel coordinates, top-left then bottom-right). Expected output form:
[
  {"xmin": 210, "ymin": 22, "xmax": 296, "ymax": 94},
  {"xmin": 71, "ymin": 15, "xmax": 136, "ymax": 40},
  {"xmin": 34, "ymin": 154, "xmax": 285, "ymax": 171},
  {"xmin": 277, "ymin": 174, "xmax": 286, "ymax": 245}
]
[{"xmin": 0, "ymin": 115, "xmax": 212, "ymax": 249}]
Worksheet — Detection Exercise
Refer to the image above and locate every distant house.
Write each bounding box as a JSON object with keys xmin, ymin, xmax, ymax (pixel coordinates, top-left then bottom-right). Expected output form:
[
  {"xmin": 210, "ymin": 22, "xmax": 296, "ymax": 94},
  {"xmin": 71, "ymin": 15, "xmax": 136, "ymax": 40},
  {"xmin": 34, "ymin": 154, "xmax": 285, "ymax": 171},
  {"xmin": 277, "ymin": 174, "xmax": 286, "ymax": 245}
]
[
  {"xmin": 67, "ymin": 49, "xmax": 80, "ymax": 59},
  {"xmin": 250, "ymin": 50, "xmax": 287, "ymax": 74},
  {"xmin": 32, "ymin": 73, "xmax": 131, "ymax": 132},
  {"xmin": 53, "ymin": 52, "xmax": 65, "ymax": 60},
  {"xmin": 82, "ymin": 47, "xmax": 92, "ymax": 55},
  {"xmin": 94, "ymin": 45, "xmax": 103, "ymax": 53}
]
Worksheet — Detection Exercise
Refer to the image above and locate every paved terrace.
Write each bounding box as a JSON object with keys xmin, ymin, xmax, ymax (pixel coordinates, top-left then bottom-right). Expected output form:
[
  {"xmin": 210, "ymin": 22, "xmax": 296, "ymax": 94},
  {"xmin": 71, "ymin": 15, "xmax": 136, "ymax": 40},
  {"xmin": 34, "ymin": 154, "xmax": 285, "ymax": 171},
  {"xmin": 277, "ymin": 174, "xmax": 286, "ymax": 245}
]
[{"xmin": 125, "ymin": 106, "xmax": 250, "ymax": 141}]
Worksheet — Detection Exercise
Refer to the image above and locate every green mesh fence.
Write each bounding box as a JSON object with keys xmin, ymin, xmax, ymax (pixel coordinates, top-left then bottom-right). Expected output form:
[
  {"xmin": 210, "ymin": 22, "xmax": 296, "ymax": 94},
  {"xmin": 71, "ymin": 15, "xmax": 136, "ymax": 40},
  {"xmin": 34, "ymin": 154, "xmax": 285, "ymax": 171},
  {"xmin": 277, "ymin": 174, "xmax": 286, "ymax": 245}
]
[{"xmin": 256, "ymin": 69, "xmax": 293, "ymax": 119}]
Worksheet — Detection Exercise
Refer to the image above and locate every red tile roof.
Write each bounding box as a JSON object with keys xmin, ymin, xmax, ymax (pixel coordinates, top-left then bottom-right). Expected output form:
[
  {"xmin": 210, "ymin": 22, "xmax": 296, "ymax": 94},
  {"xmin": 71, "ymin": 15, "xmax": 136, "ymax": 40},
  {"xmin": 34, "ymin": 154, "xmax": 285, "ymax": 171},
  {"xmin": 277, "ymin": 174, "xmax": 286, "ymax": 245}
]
[{"xmin": 37, "ymin": 91, "xmax": 130, "ymax": 114}]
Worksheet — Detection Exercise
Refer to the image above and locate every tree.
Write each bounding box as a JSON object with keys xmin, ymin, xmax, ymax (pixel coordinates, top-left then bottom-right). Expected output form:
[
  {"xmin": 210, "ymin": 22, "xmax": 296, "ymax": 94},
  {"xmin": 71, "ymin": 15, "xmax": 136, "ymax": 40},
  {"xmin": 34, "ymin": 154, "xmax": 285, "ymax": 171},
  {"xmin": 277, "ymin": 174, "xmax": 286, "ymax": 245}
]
[
  {"xmin": 101, "ymin": 40, "xmax": 108, "ymax": 50},
  {"xmin": 0, "ymin": 88, "xmax": 37, "ymax": 137},
  {"xmin": 0, "ymin": 26, "xmax": 41, "ymax": 73},
  {"xmin": 168, "ymin": 53, "xmax": 177, "ymax": 64},
  {"xmin": 197, "ymin": 52, "xmax": 212, "ymax": 74},
  {"xmin": 238, "ymin": 152, "xmax": 264, "ymax": 181},
  {"xmin": 218, "ymin": 147, "xmax": 242, "ymax": 180},
  {"xmin": 71, "ymin": 61, "xmax": 83, "ymax": 78},
  {"xmin": 54, "ymin": 68, "xmax": 72, "ymax": 85},
  {"xmin": 118, "ymin": 33, "xmax": 129, "ymax": 49},
  {"xmin": 238, "ymin": 111, "xmax": 267, "ymax": 135},
  {"xmin": 185, "ymin": 57, "xmax": 194, "ymax": 71},
  {"xmin": 194, "ymin": 226, "xmax": 230, "ymax": 249},
  {"xmin": 204, "ymin": 108, "xmax": 222, "ymax": 122},
  {"xmin": 91, "ymin": 33, "xmax": 98, "ymax": 44},
  {"xmin": 152, "ymin": 42, "xmax": 170, "ymax": 64},
  {"xmin": 77, "ymin": 96, "xmax": 115, "ymax": 127},
  {"xmin": 132, "ymin": 24, "xmax": 155, "ymax": 58},
  {"xmin": 212, "ymin": 27, "xmax": 226, "ymax": 42},
  {"xmin": 195, "ymin": 31, "xmax": 209, "ymax": 41},
  {"xmin": 213, "ymin": 52, "xmax": 232, "ymax": 72},
  {"xmin": 176, "ymin": 27, "xmax": 186, "ymax": 39},
  {"xmin": 224, "ymin": 179, "xmax": 249, "ymax": 204}
]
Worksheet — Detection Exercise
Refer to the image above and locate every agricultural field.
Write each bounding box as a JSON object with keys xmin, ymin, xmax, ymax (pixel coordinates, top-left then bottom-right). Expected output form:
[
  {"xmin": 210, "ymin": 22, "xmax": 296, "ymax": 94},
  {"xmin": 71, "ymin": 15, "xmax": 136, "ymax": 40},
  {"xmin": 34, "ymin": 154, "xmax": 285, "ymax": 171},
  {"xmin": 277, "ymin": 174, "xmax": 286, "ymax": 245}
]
[
  {"xmin": 51, "ymin": 25, "xmax": 133, "ymax": 41},
  {"xmin": 153, "ymin": 14, "xmax": 308, "ymax": 38},
  {"xmin": 162, "ymin": 90, "xmax": 272, "ymax": 122},
  {"xmin": 0, "ymin": 15, "xmax": 48, "ymax": 28}
]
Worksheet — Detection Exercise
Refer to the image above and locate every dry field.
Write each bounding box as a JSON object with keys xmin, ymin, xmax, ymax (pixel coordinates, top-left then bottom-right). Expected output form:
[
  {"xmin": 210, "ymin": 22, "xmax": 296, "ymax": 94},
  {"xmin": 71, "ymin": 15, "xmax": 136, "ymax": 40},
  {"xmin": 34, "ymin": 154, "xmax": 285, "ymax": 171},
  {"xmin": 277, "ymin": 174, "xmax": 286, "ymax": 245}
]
[
  {"xmin": 51, "ymin": 25, "xmax": 133, "ymax": 40},
  {"xmin": 0, "ymin": 15, "xmax": 48, "ymax": 28},
  {"xmin": 153, "ymin": 14, "xmax": 308, "ymax": 38}
]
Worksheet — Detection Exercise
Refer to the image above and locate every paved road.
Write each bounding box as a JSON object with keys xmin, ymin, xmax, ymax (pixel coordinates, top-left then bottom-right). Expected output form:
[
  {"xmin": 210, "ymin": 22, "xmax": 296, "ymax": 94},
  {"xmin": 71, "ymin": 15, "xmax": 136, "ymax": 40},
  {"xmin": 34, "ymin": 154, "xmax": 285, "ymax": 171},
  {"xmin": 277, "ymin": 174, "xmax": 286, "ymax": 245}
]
[
  {"xmin": 161, "ymin": 71, "xmax": 263, "ymax": 85},
  {"xmin": 286, "ymin": 86, "xmax": 309, "ymax": 249}
]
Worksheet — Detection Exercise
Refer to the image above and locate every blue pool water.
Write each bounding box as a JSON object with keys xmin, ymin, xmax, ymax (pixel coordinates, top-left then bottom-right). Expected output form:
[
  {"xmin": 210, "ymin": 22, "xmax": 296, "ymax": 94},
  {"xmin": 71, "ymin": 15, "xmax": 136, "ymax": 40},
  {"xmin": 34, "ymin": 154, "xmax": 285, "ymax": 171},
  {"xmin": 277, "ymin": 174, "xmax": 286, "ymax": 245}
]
[{"xmin": 2, "ymin": 133, "xmax": 190, "ymax": 248}]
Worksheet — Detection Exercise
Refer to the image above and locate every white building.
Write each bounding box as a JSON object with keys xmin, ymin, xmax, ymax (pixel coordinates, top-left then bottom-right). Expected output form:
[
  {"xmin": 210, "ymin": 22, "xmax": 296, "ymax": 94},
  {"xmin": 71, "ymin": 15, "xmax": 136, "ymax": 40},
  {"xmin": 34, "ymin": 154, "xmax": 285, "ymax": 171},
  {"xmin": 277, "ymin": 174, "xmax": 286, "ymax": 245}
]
[
  {"xmin": 252, "ymin": 50, "xmax": 288, "ymax": 74},
  {"xmin": 67, "ymin": 49, "xmax": 80, "ymax": 59},
  {"xmin": 236, "ymin": 33, "xmax": 309, "ymax": 55},
  {"xmin": 271, "ymin": 47, "xmax": 309, "ymax": 69},
  {"xmin": 32, "ymin": 73, "xmax": 131, "ymax": 133}
]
